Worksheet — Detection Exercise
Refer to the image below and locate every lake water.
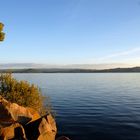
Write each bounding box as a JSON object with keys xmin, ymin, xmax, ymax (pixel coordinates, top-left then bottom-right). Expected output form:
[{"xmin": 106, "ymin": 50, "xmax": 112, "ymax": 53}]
[{"xmin": 14, "ymin": 73, "xmax": 140, "ymax": 140}]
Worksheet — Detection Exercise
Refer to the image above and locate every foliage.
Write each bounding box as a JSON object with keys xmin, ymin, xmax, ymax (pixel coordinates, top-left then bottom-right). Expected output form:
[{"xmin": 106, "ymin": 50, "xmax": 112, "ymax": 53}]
[
  {"xmin": 0, "ymin": 73, "xmax": 48, "ymax": 115},
  {"xmin": 0, "ymin": 23, "xmax": 5, "ymax": 41}
]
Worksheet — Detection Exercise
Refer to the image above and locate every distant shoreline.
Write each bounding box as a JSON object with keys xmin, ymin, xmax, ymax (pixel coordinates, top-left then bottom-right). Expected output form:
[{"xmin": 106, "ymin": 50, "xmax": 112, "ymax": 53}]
[{"xmin": 0, "ymin": 67, "xmax": 140, "ymax": 73}]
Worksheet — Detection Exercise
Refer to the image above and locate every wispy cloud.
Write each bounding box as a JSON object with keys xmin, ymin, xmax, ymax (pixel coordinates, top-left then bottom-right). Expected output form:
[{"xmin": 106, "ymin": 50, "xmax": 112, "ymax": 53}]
[{"xmin": 98, "ymin": 47, "xmax": 140, "ymax": 61}]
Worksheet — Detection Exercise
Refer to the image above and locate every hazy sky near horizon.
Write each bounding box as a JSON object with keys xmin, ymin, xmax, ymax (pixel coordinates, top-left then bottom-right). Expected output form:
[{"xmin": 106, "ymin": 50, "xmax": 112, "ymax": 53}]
[{"xmin": 0, "ymin": 0, "xmax": 140, "ymax": 66}]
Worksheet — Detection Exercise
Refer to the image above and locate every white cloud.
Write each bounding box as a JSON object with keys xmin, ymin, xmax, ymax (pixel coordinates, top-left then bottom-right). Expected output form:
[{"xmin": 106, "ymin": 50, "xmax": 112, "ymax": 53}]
[{"xmin": 99, "ymin": 47, "xmax": 140, "ymax": 61}]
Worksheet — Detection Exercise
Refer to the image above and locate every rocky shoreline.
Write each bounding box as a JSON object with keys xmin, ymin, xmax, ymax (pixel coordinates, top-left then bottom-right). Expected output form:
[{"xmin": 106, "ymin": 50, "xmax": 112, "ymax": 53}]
[{"xmin": 0, "ymin": 95, "xmax": 70, "ymax": 140}]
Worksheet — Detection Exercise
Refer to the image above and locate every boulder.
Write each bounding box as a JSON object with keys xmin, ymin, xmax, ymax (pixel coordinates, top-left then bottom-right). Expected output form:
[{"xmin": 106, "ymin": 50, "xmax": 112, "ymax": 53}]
[
  {"xmin": 0, "ymin": 95, "xmax": 40, "ymax": 126},
  {"xmin": 24, "ymin": 114, "xmax": 57, "ymax": 140},
  {"xmin": 0, "ymin": 96, "xmax": 16, "ymax": 126},
  {"xmin": 38, "ymin": 115, "xmax": 57, "ymax": 140},
  {"xmin": 0, "ymin": 123, "xmax": 26, "ymax": 140}
]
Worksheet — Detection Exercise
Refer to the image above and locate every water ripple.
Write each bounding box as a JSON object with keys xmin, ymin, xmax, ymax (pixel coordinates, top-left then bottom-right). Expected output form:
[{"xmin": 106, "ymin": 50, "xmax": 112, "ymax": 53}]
[{"xmin": 14, "ymin": 73, "xmax": 140, "ymax": 140}]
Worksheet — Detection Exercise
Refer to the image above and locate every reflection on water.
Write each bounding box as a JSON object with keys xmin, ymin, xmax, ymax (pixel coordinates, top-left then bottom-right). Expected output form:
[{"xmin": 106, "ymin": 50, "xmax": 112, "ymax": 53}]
[{"xmin": 14, "ymin": 73, "xmax": 140, "ymax": 140}]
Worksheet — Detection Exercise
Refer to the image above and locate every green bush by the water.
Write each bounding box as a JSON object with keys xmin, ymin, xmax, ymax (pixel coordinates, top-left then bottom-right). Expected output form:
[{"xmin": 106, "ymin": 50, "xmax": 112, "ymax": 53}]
[{"xmin": 0, "ymin": 73, "xmax": 48, "ymax": 115}]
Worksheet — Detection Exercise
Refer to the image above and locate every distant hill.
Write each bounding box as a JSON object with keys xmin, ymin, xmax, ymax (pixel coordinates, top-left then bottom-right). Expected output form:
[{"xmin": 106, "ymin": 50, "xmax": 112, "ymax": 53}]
[
  {"xmin": 0, "ymin": 63, "xmax": 132, "ymax": 70},
  {"xmin": 0, "ymin": 67, "xmax": 140, "ymax": 73}
]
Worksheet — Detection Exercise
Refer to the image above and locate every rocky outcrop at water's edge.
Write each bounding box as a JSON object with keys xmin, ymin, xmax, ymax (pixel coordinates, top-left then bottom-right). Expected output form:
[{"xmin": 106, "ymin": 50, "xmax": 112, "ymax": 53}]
[{"xmin": 0, "ymin": 95, "xmax": 70, "ymax": 140}]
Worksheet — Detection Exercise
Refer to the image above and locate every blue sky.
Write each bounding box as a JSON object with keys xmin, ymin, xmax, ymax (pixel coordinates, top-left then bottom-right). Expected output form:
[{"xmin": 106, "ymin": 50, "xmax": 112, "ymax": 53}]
[{"xmin": 0, "ymin": 0, "xmax": 140, "ymax": 66}]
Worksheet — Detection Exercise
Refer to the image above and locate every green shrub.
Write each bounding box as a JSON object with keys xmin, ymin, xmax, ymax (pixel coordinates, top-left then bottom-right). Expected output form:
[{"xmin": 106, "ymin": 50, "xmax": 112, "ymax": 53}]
[{"xmin": 0, "ymin": 73, "xmax": 48, "ymax": 115}]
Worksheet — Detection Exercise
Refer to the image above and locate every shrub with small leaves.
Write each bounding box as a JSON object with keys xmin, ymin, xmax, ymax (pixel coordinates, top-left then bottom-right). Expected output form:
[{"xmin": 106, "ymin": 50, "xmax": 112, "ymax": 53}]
[{"xmin": 0, "ymin": 73, "xmax": 49, "ymax": 115}]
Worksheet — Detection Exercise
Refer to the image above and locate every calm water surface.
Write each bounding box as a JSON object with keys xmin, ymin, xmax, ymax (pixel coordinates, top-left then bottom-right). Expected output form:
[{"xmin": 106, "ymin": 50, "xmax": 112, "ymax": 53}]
[{"xmin": 14, "ymin": 73, "xmax": 140, "ymax": 140}]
